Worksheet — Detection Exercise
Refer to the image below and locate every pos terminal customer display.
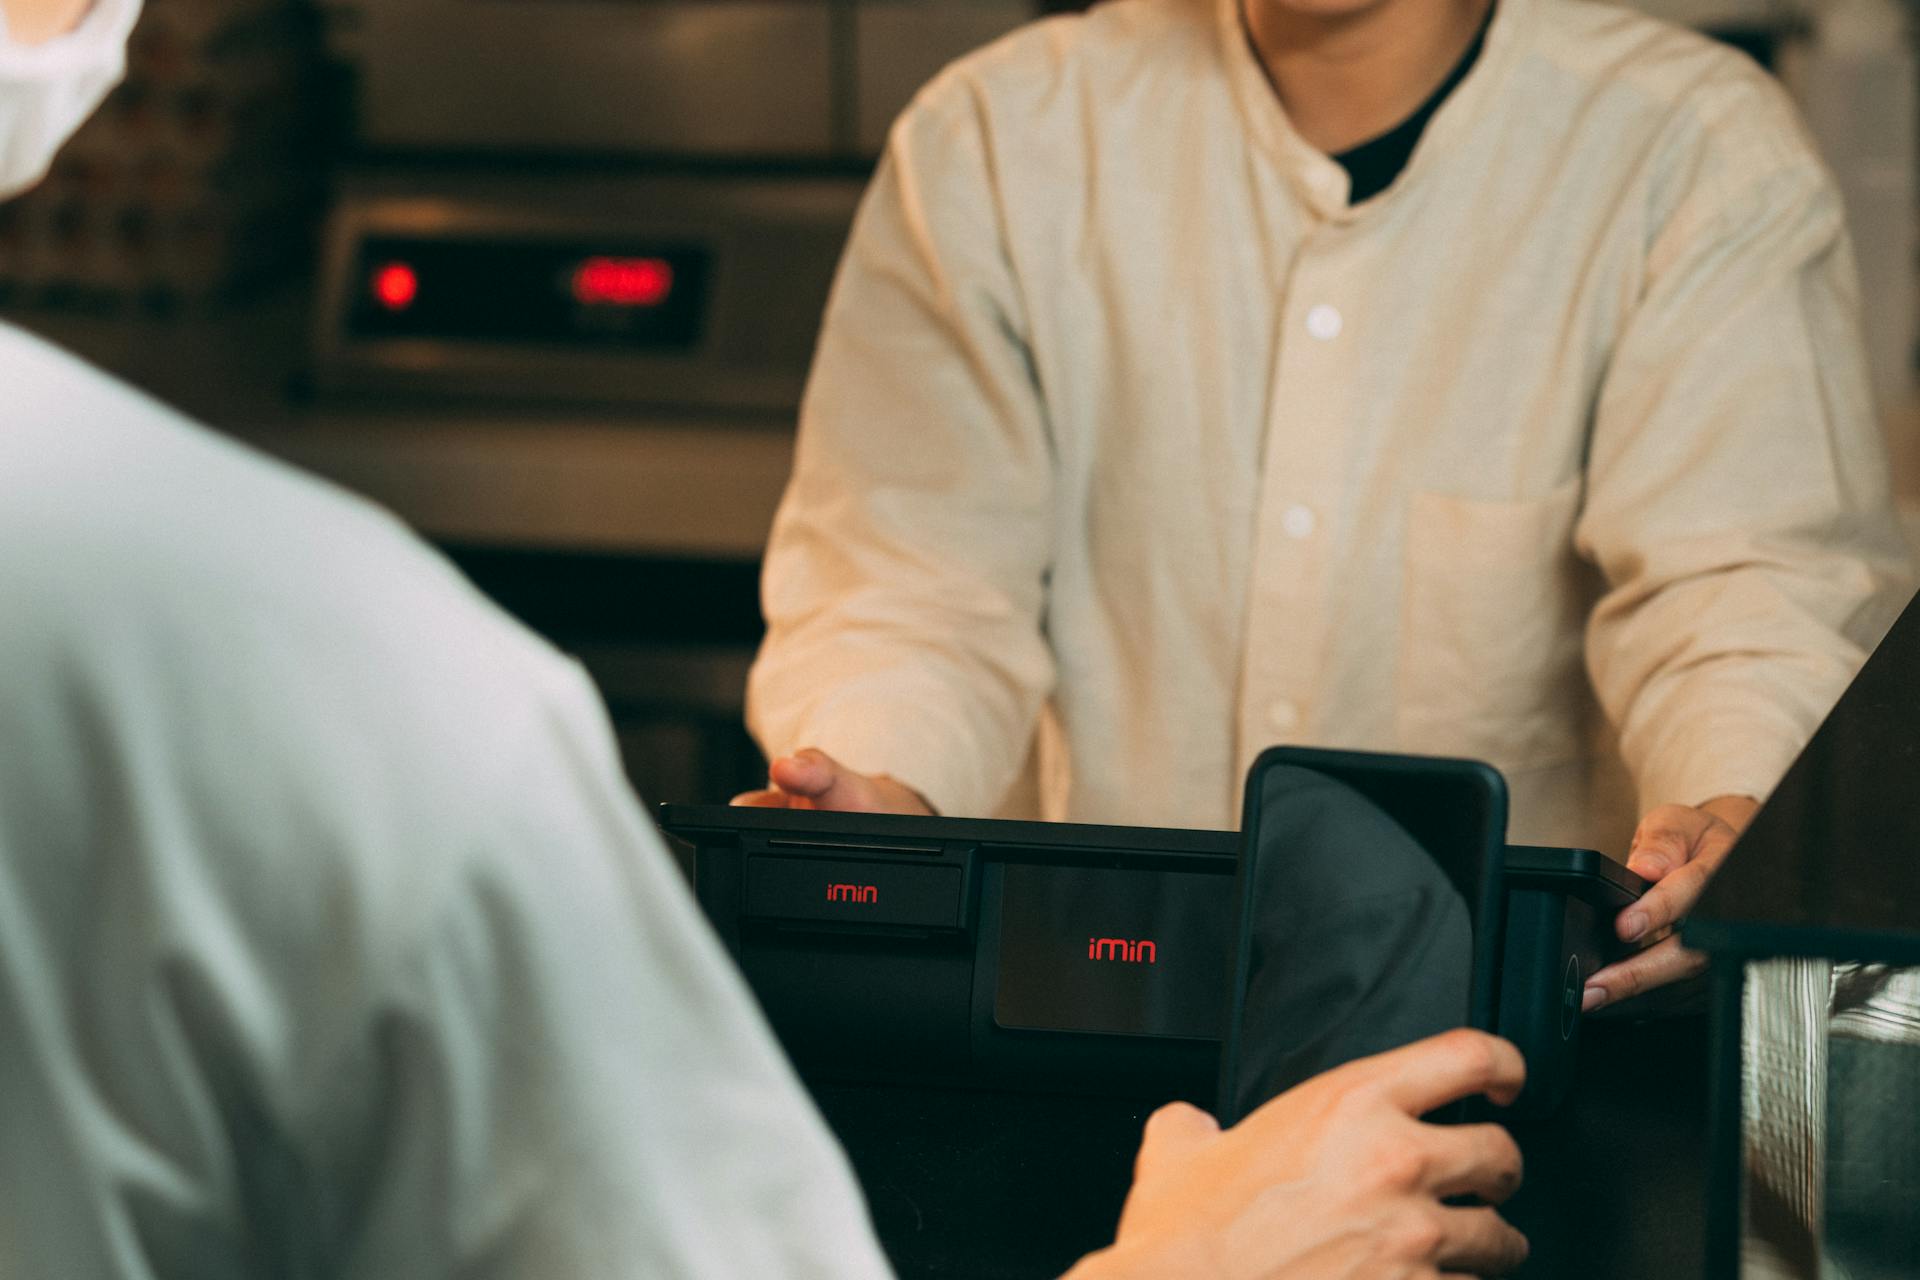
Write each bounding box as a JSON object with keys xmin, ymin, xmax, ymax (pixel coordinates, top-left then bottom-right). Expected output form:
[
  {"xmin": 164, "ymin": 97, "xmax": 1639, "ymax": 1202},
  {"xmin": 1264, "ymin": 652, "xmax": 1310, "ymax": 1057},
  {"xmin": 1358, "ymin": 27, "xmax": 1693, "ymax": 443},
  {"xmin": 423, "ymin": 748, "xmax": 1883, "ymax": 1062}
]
[{"xmin": 659, "ymin": 748, "xmax": 1649, "ymax": 1272}]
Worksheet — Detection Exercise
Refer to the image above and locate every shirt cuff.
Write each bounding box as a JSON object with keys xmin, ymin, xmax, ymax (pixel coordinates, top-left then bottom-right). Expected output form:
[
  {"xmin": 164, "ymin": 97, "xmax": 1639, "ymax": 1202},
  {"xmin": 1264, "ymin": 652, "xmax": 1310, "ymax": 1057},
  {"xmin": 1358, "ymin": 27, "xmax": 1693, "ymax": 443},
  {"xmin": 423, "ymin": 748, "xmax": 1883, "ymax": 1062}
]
[
  {"xmin": 783, "ymin": 698, "xmax": 1010, "ymax": 818},
  {"xmin": 1631, "ymin": 709, "xmax": 1811, "ymax": 814}
]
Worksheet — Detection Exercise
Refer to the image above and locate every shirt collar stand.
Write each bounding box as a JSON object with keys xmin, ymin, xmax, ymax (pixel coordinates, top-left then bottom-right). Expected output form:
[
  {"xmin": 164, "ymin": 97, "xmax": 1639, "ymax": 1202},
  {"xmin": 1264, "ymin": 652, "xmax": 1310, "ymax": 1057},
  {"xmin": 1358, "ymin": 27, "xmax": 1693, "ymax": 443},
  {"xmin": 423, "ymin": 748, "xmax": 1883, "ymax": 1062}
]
[{"xmin": 1214, "ymin": 0, "xmax": 1533, "ymax": 222}]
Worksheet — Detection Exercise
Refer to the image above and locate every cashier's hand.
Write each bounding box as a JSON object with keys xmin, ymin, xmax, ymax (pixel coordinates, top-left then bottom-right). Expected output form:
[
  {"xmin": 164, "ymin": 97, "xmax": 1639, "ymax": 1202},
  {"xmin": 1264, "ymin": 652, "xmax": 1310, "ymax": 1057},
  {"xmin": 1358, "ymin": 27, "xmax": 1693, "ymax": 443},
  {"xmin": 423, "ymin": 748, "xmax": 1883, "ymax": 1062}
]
[
  {"xmin": 1064, "ymin": 1030, "xmax": 1530, "ymax": 1280},
  {"xmin": 1582, "ymin": 794, "xmax": 1760, "ymax": 1014},
  {"xmin": 730, "ymin": 748, "xmax": 935, "ymax": 815}
]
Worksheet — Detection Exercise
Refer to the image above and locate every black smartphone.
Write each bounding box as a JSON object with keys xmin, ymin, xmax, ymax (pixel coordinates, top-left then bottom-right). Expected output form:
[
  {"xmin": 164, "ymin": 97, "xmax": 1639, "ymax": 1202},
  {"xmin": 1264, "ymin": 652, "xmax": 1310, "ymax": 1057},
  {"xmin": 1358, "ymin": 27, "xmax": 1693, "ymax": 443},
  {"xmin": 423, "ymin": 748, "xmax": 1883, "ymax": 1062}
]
[{"xmin": 1217, "ymin": 747, "xmax": 1508, "ymax": 1126}]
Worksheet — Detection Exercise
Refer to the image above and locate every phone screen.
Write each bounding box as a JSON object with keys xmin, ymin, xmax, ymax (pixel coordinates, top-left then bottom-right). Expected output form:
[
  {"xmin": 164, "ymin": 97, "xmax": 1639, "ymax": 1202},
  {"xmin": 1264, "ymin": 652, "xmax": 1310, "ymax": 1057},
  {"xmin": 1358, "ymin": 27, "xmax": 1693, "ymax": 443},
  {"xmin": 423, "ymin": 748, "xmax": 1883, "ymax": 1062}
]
[{"xmin": 1218, "ymin": 751, "xmax": 1506, "ymax": 1125}]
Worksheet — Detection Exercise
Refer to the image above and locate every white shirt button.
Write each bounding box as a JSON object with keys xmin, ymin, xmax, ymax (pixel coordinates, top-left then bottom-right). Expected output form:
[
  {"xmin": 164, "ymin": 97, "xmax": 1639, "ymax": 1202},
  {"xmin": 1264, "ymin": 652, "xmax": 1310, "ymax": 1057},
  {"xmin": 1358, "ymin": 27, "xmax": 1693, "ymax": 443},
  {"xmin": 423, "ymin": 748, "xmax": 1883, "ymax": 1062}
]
[
  {"xmin": 1281, "ymin": 504, "xmax": 1317, "ymax": 540},
  {"xmin": 1266, "ymin": 698, "xmax": 1300, "ymax": 734},
  {"xmin": 1305, "ymin": 304, "xmax": 1343, "ymax": 341}
]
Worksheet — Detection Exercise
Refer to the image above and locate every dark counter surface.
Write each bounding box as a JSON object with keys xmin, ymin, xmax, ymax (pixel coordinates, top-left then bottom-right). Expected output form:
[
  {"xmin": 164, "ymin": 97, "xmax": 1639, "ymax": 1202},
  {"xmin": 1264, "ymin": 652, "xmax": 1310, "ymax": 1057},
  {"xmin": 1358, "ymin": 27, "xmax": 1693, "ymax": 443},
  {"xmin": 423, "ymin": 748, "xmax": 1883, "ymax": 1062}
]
[{"xmin": 1686, "ymin": 589, "xmax": 1920, "ymax": 964}]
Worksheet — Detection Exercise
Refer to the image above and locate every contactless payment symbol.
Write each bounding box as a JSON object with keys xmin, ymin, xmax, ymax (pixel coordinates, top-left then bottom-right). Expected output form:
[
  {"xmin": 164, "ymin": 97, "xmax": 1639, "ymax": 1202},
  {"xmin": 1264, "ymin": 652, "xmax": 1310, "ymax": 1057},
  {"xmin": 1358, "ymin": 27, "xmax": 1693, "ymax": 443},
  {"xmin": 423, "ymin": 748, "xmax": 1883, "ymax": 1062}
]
[{"xmin": 1561, "ymin": 955, "xmax": 1582, "ymax": 1041}]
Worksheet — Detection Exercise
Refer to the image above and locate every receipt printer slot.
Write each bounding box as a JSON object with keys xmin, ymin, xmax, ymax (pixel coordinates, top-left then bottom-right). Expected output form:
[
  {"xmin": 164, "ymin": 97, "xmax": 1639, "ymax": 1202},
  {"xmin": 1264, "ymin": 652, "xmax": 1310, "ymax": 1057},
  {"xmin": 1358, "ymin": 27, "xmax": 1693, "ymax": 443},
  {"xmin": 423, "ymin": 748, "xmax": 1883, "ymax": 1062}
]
[{"xmin": 746, "ymin": 856, "xmax": 963, "ymax": 929}]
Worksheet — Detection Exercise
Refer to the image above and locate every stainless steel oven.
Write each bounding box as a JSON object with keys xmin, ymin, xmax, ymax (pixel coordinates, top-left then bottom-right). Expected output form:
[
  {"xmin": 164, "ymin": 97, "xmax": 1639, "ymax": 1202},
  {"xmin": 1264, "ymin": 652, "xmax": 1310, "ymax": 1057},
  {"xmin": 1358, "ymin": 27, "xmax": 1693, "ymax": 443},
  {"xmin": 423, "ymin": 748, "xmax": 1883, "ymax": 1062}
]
[
  {"xmin": 355, "ymin": 0, "xmax": 1035, "ymax": 160},
  {"xmin": 304, "ymin": 0, "xmax": 1042, "ymax": 805},
  {"xmin": 314, "ymin": 0, "xmax": 1037, "ymax": 407}
]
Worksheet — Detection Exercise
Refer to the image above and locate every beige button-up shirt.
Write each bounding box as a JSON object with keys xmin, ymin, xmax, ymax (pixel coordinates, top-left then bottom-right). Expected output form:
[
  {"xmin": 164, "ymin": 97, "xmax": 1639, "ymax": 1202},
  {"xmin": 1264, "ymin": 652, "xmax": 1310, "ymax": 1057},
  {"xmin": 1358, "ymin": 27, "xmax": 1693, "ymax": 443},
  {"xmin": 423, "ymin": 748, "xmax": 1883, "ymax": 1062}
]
[{"xmin": 748, "ymin": 0, "xmax": 1914, "ymax": 850}]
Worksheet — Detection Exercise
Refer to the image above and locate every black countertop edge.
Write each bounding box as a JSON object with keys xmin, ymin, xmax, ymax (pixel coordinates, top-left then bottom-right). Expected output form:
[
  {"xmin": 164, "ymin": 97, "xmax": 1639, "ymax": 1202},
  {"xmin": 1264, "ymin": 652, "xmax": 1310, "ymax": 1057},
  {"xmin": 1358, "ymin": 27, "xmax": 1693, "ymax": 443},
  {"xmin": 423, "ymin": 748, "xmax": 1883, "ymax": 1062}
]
[{"xmin": 1681, "ymin": 919, "xmax": 1920, "ymax": 966}]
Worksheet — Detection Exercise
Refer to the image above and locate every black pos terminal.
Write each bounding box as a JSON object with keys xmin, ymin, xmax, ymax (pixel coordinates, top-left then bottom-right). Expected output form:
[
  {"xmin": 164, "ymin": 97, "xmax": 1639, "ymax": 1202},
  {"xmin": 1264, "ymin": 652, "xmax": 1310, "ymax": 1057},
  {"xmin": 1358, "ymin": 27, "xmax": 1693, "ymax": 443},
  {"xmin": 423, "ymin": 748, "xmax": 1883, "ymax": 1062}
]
[{"xmin": 659, "ymin": 747, "xmax": 1650, "ymax": 1275}]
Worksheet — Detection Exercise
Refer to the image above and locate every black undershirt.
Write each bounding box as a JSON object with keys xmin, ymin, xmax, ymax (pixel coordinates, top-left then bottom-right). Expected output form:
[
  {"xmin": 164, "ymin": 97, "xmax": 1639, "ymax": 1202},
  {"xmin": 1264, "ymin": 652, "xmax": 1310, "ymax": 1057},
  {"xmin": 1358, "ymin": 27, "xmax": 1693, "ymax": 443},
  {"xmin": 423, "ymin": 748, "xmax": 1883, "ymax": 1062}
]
[{"xmin": 1331, "ymin": 8, "xmax": 1492, "ymax": 204}]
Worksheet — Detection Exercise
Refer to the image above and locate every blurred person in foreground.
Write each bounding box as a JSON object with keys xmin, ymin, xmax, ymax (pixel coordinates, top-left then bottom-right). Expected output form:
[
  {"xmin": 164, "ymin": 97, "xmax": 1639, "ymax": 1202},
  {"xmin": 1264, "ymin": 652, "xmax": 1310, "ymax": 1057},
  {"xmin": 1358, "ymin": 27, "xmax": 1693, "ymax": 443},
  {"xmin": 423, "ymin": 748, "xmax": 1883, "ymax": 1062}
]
[{"xmin": 0, "ymin": 1, "xmax": 1529, "ymax": 1276}]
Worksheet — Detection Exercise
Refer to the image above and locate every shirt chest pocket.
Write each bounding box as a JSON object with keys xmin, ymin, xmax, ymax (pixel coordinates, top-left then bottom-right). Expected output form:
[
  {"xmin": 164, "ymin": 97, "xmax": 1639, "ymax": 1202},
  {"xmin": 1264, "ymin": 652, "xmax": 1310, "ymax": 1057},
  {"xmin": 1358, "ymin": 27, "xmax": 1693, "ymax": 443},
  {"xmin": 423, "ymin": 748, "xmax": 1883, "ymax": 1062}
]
[{"xmin": 1395, "ymin": 477, "xmax": 1595, "ymax": 773}]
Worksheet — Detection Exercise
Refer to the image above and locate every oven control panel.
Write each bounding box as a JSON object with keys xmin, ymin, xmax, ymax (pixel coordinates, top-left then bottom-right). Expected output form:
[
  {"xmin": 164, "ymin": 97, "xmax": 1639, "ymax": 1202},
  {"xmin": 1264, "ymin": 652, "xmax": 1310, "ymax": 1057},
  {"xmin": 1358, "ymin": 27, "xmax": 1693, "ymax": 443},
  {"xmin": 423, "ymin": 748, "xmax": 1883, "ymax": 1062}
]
[
  {"xmin": 350, "ymin": 239, "xmax": 712, "ymax": 350},
  {"xmin": 311, "ymin": 171, "xmax": 863, "ymax": 416}
]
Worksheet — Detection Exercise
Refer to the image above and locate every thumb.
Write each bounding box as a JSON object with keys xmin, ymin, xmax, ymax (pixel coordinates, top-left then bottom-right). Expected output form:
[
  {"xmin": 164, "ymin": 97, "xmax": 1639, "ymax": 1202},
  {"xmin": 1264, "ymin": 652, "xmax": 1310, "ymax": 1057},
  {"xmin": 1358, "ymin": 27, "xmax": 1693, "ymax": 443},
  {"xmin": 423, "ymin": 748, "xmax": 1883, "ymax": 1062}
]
[
  {"xmin": 1626, "ymin": 805, "xmax": 1705, "ymax": 880},
  {"xmin": 1134, "ymin": 1102, "xmax": 1220, "ymax": 1185},
  {"xmin": 768, "ymin": 748, "xmax": 845, "ymax": 799}
]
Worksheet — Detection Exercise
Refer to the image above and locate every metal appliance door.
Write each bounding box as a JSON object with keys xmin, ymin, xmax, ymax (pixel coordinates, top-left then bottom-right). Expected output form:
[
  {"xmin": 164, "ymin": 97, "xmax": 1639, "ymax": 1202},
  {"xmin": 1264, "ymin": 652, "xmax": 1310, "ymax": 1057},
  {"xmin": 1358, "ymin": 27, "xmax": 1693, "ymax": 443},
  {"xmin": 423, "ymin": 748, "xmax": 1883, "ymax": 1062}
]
[
  {"xmin": 854, "ymin": 0, "xmax": 1038, "ymax": 152},
  {"xmin": 363, "ymin": 0, "xmax": 837, "ymax": 156}
]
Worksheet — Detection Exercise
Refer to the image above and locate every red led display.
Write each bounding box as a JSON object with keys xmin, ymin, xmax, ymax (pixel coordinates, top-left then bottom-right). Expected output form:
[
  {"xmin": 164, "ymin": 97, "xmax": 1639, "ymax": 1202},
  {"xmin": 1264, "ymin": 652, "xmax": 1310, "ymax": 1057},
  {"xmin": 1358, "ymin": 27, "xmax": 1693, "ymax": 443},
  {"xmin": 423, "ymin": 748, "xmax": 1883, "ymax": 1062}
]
[
  {"xmin": 825, "ymin": 883, "xmax": 879, "ymax": 904},
  {"xmin": 571, "ymin": 256, "xmax": 674, "ymax": 308},
  {"xmin": 370, "ymin": 261, "xmax": 419, "ymax": 311}
]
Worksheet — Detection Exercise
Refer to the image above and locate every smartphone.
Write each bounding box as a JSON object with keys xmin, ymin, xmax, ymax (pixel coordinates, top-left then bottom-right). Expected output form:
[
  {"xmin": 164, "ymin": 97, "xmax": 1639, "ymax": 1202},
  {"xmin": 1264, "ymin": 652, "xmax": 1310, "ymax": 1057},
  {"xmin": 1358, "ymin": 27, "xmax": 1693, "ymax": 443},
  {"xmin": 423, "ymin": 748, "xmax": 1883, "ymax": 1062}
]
[{"xmin": 1217, "ymin": 747, "xmax": 1508, "ymax": 1126}]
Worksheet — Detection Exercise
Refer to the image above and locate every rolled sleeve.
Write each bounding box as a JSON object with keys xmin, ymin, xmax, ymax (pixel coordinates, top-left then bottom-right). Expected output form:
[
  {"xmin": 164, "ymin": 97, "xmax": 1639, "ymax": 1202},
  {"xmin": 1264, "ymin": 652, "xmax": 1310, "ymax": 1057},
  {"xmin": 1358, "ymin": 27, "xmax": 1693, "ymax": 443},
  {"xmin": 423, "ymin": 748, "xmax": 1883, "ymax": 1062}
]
[
  {"xmin": 747, "ymin": 80, "xmax": 1057, "ymax": 816},
  {"xmin": 1577, "ymin": 114, "xmax": 1915, "ymax": 813}
]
